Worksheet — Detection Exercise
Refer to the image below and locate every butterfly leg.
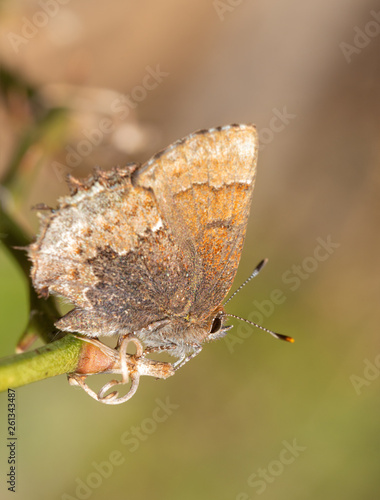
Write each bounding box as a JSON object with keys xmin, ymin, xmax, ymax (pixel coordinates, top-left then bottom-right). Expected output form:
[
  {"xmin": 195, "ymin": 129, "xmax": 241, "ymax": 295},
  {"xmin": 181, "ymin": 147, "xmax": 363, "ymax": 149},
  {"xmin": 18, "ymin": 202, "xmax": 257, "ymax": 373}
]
[
  {"xmin": 173, "ymin": 344, "xmax": 202, "ymax": 371},
  {"xmin": 68, "ymin": 335, "xmax": 142, "ymax": 405},
  {"xmin": 143, "ymin": 342, "xmax": 178, "ymax": 355},
  {"xmin": 143, "ymin": 342, "xmax": 202, "ymax": 372}
]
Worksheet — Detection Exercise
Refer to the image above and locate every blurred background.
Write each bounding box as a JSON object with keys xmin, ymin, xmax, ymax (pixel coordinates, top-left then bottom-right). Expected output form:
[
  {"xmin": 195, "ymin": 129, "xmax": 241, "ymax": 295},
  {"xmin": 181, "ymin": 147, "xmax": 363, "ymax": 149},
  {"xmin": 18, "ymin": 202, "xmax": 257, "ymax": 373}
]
[{"xmin": 1, "ymin": 0, "xmax": 380, "ymax": 499}]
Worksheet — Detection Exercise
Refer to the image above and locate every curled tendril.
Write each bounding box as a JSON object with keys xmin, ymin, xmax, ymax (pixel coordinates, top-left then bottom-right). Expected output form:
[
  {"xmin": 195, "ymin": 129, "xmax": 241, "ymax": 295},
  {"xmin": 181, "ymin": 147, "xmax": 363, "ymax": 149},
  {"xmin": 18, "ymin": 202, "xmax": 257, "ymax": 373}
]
[{"xmin": 68, "ymin": 336, "xmax": 174, "ymax": 405}]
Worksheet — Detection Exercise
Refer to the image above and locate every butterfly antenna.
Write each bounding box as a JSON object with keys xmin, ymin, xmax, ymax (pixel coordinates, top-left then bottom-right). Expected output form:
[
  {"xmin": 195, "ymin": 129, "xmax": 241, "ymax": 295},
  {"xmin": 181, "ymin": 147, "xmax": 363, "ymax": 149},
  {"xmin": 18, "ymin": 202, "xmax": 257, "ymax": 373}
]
[
  {"xmin": 224, "ymin": 258, "xmax": 268, "ymax": 305},
  {"xmin": 225, "ymin": 314, "xmax": 294, "ymax": 343}
]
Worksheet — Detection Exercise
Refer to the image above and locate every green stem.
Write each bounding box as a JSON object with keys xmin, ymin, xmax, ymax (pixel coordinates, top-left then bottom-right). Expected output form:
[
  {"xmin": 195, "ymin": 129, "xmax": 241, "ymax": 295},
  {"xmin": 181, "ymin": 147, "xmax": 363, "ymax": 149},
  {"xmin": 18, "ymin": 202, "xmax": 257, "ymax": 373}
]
[
  {"xmin": 0, "ymin": 202, "xmax": 61, "ymax": 344},
  {"xmin": 0, "ymin": 335, "xmax": 83, "ymax": 391},
  {"xmin": 0, "ymin": 205, "xmax": 30, "ymax": 275}
]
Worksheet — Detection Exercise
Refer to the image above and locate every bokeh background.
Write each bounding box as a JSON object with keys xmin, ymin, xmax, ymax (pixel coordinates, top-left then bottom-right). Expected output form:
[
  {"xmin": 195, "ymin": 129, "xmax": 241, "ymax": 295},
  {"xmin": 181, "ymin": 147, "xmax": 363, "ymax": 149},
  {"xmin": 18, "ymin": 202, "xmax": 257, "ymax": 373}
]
[{"xmin": 1, "ymin": 1, "xmax": 380, "ymax": 499}]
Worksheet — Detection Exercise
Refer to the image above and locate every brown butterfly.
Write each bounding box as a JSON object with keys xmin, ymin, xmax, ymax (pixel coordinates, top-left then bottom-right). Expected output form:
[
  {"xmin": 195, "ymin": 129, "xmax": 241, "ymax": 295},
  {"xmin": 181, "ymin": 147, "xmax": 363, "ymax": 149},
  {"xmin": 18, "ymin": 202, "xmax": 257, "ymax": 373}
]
[{"xmin": 29, "ymin": 124, "xmax": 291, "ymax": 403}]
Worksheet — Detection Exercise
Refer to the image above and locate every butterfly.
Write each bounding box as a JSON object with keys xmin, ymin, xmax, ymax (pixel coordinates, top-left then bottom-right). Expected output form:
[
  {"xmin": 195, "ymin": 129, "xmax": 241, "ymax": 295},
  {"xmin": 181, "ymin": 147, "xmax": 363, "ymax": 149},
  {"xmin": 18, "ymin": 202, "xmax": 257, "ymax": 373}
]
[{"xmin": 29, "ymin": 124, "xmax": 291, "ymax": 403}]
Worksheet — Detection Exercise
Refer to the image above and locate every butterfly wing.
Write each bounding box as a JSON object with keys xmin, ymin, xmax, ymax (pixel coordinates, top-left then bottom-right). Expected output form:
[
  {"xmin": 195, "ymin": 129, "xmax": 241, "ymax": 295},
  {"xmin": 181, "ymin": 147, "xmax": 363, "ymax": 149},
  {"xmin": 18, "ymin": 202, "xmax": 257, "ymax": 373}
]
[
  {"xmin": 29, "ymin": 166, "xmax": 194, "ymax": 336},
  {"xmin": 29, "ymin": 125, "xmax": 257, "ymax": 338},
  {"xmin": 134, "ymin": 124, "xmax": 258, "ymax": 320}
]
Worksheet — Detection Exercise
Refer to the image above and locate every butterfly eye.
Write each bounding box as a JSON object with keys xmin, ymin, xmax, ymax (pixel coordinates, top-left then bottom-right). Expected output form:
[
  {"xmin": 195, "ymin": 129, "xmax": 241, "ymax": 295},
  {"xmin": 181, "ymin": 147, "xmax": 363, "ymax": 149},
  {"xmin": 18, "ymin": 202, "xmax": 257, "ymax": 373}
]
[{"xmin": 210, "ymin": 316, "xmax": 222, "ymax": 334}]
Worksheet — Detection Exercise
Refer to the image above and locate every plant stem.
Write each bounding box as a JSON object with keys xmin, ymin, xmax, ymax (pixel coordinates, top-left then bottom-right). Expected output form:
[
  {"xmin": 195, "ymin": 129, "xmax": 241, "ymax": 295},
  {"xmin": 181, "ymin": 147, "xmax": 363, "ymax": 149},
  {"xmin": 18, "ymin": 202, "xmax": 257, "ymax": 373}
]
[
  {"xmin": 0, "ymin": 335, "xmax": 83, "ymax": 391},
  {"xmin": 0, "ymin": 201, "xmax": 61, "ymax": 344}
]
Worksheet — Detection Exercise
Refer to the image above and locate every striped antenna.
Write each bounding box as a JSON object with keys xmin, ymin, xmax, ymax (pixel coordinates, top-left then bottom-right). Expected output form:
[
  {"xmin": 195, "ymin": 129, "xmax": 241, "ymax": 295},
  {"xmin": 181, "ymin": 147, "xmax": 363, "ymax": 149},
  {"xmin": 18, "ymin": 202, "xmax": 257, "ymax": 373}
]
[
  {"xmin": 225, "ymin": 314, "xmax": 294, "ymax": 343},
  {"xmin": 224, "ymin": 258, "xmax": 268, "ymax": 305}
]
